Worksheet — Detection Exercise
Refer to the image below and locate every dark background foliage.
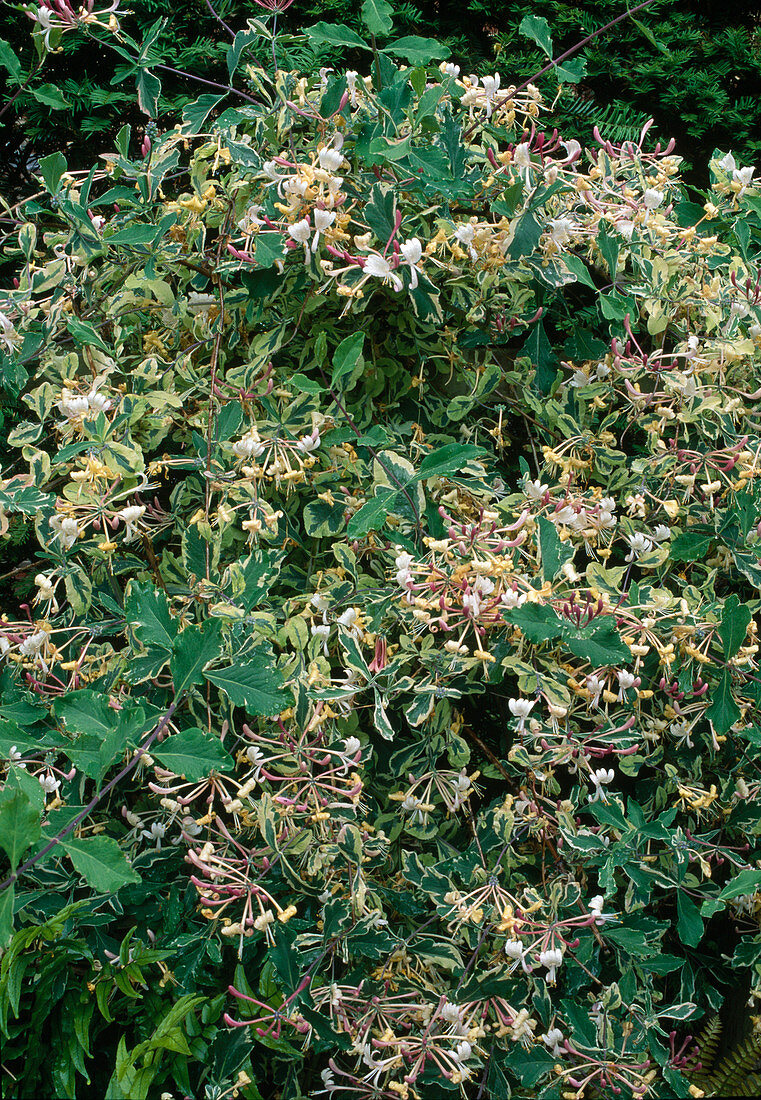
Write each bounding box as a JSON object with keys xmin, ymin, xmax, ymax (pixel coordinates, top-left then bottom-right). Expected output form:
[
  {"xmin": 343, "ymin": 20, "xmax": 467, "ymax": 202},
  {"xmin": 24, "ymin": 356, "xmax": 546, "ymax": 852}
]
[{"xmin": 2, "ymin": 0, "xmax": 761, "ymax": 195}]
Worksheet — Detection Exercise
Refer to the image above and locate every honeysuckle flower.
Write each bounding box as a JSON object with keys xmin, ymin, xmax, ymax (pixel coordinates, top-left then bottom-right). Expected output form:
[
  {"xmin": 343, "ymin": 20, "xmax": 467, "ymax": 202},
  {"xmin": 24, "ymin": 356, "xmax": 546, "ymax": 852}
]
[
  {"xmin": 39, "ymin": 772, "xmax": 60, "ymax": 796},
  {"xmin": 399, "ymin": 237, "xmax": 423, "ymax": 288},
  {"xmin": 504, "ymin": 939, "xmax": 531, "ymax": 971},
  {"xmin": 625, "ymin": 531, "xmax": 654, "ymax": 561},
  {"xmin": 442, "ymin": 62, "xmax": 461, "ymax": 78},
  {"xmin": 345, "ymin": 70, "xmax": 359, "ymax": 106},
  {"xmin": 589, "ymin": 894, "xmax": 615, "ymax": 924},
  {"xmin": 8, "ymin": 746, "xmax": 27, "ymax": 768},
  {"xmin": 541, "ymin": 1026, "xmax": 565, "ymax": 1055},
  {"xmin": 363, "ymin": 252, "xmax": 403, "ymax": 292},
  {"xmin": 733, "ymin": 165, "xmax": 755, "ymax": 196},
  {"xmin": 118, "ymin": 504, "xmax": 146, "ymax": 540},
  {"xmin": 509, "ymin": 697, "xmax": 535, "ymax": 730},
  {"xmin": 652, "ymin": 524, "xmax": 671, "ymax": 541},
  {"xmin": 50, "ymin": 514, "xmax": 80, "ymax": 550},
  {"xmin": 501, "ymin": 586, "xmax": 527, "ymax": 609},
  {"xmin": 454, "ymin": 222, "xmax": 477, "ymax": 260},
  {"xmin": 310, "ymin": 209, "xmax": 336, "ymax": 252},
  {"xmin": 311, "ymin": 623, "xmax": 330, "ymax": 655},
  {"xmin": 232, "ymin": 431, "xmax": 265, "ymax": 460},
  {"xmin": 0, "ymin": 312, "xmax": 21, "ymax": 355},
  {"xmin": 588, "ymin": 768, "xmax": 615, "ymax": 803},
  {"xmin": 451, "ymin": 1039, "xmax": 472, "ymax": 1063},
  {"xmin": 511, "ymin": 1008, "xmax": 537, "ymax": 1045},
  {"xmin": 318, "ymin": 146, "xmax": 344, "ymax": 173},
  {"xmin": 643, "ymin": 187, "xmax": 664, "ymax": 210},
  {"xmin": 288, "ymin": 217, "xmax": 312, "ymax": 257},
  {"xmin": 539, "ymin": 946, "xmax": 563, "ymax": 983},
  {"xmin": 549, "ymin": 216, "xmax": 577, "ymax": 246},
  {"xmin": 296, "ymin": 427, "xmax": 321, "ymax": 453},
  {"xmin": 336, "ymin": 607, "xmax": 360, "ymax": 636},
  {"xmin": 58, "ymin": 389, "xmax": 91, "ymax": 419},
  {"xmin": 441, "ymin": 1000, "xmax": 464, "ymax": 1025},
  {"xmin": 718, "ymin": 152, "xmax": 737, "ymax": 172},
  {"xmin": 481, "ymin": 72, "xmax": 501, "ymax": 117},
  {"xmin": 141, "ymin": 821, "xmax": 167, "ymax": 849},
  {"xmin": 525, "ymin": 478, "xmax": 548, "ymax": 500}
]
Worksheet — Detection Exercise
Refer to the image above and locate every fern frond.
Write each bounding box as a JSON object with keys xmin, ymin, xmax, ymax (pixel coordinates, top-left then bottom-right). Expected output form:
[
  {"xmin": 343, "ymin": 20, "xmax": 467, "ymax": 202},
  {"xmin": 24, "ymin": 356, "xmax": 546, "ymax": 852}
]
[
  {"xmin": 689, "ymin": 1014, "xmax": 723, "ymax": 1080},
  {"xmin": 709, "ymin": 1031, "xmax": 761, "ymax": 1094}
]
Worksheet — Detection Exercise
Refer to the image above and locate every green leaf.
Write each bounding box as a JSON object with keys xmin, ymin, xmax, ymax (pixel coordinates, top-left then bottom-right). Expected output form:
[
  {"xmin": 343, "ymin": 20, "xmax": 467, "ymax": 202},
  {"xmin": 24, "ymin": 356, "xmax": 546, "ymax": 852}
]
[
  {"xmin": 125, "ymin": 581, "xmax": 177, "ymax": 653},
  {"xmin": 55, "ymin": 690, "xmax": 116, "ymax": 741},
  {"xmin": 518, "ymin": 13, "xmax": 553, "ymax": 57},
  {"xmin": 364, "ymin": 184, "xmax": 396, "ymax": 241},
  {"xmin": 0, "ymin": 789, "xmax": 41, "ymax": 869},
  {"xmin": 521, "ymin": 319, "xmax": 559, "ymax": 393},
  {"xmin": 254, "ymin": 232, "xmax": 286, "ymax": 268},
  {"xmin": 152, "ymin": 728, "xmax": 234, "ymax": 781},
  {"xmin": 170, "ymin": 620, "xmax": 223, "ymax": 696},
  {"xmin": 504, "ymin": 602, "xmax": 563, "ymax": 643},
  {"xmin": 136, "ymin": 67, "xmax": 161, "ymax": 117},
  {"xmin": 719, "ymin": 594, "xmax": 752, "ymax": 659},
  {"xmin": 331, "ymin": 332, "xmax": 365, "ymax": 389},
  {"xmin": 61, "ymin": 835, "xmax": 141, "ymax": 893},
  {"xmin": 0, "ymin": 483, "xmax": 54, "ymax": 517},
  {"xmin": 718, "ymin": 868, "xmax": 761, "ymax": 901},
  {"xmin": 31, "ymin": 83, "xmax": 71, "ymax": 110},
  {"xmin": 181, "ymin": 93, "xmax": 226, "ymax": 135},
  {"xmin": 565, "ymin": 617, "xmax": 630, "ymax": 666},
  {"xmin": 305, "ymin": 22, "xmax": 371, "ymax": 51},
  {"xmin": 290, "ymin": 372, "xmax": 323, "ymax": 395},
  {"xmin": 562, "ymin": 252, "xmax": 597, "ymax": 289},
  {"xmin": 537, "ymin": 516, "xmax": 574, "ymax": 581},
  {"xmin": 705, "ymin": 669, "xmax": 741, "ymax": 735},
  {"xmin": 508, "ymin": 211, "xmax": 542, "ymax": 259},
  {"xmin": 205, "ymin": 659, "xmax": 286, "ymax": 716},
  {"xmin": 0, "ymin": 884, "xmax": 14, "ymax": 947},
  {"xmin": 347, "ymin": 488, "xmax": 395, "ymax": 538},
  {"xmin": 669, "ymin": 529, "xmax": 713, "ymax": 561},
  {"xmin": 677, "ymin": 892, "xmax": 703, "ymax": 947},
  {"xmin": 361, "ymin": 0, "xmax": 393, "ymax": 36},
  {"xmin": 555, "ymin": 56, "xmax": 587, "ymax": 83},
  {"xmin": 0, "ymin": 38, "xmax": 22, "ymax": 81},
  {"xmin": 416, "ymin": 442, "xmax": 487, "ymax": 481},
  {"xmin": 303, "ymin": 498, "xmax": 346, "ymax": 537},
  {"xmin": 597, "ymin": 222, "xmax": 620, "ymax": 280},
  {"xmin": 65, "ymin": 317, "xmax": 111, "ymax": 354},
  {"xmin": 382, "ymin": 36, "xmax": 449, "ymax": 63},
  {"xmin": 38, "ymin": 151, "xmax": 68, "ymax": 194}
]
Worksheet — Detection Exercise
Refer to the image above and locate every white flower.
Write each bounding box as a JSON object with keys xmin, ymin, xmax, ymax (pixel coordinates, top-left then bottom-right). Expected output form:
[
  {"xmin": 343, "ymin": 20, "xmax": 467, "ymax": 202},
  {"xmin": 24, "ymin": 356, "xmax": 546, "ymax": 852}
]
[
  {"xmin": 296, "ymin": 427, "xmax": 321, "ymax": 453},
  {"xmin": 58, "ymin": 389, "xmax": 91, "ymax": 419},
  {"xmin": 118, "ymin": 504, "xmax": 146, "ymax": 541},
  {"xmin": 442, "ymin": 62, "xmax": 461, "ymax": 78},
  {"xmin": 363, "ymin": 253, "xmax": 403, "ymax": 292},
  {"xmin": 232, "ymin": 431, "xmax": 265, "ymax": 460},
  {"xmin": 589, "ymin": 894, "xmax": 615, "ymax": 924},
  {"xmin": 541, "ymin": 1027, "xmax": 564, "ymax": 1056},
  {"xmin": 451, "ymin": 1039, "xmax": 472, "ymax": 1063},
  {"xmin": 617, "ymin": 669, "xmax": 637, "ymax": 692},
  {"xmin": 481, "ymin": 72, "xmax": 501, "ymax": 117},
  {"xmin": 311, "ymin": 209, "xmax": 336, "ymax": 252},
  {"xmin": 525, "ymin": 478, "xmax": 548, "ymax": 500},
  {"xmin": 733, "ymin": 165, "xmax": 755, "ymax": 195},
  {"xmin": 399, "ymin": 237, "xmax": 424, "ymax": 289},
  {"xmin": 141, "ymin": 821, "xmax": 167, "ymax": 849},
  {"xmin": 50, "ymin": 514, "xmax": 79, "ymax": 550},
  {"xmin": 288, "ymin": 217, "xmax": 312, "ymax": 257},
  {"xmin": 500, "ymin": 586, "xmax": 527, "ymax": 609},
  {"xmin": 0, "ymin": 312, "xmax": 21, "ymax": 355},
  {"xmin": 549, "ymin": 216, "xmax": 577, "ymax": 246},
  {"xmin": 652, "ymin": 524, "xmax": 671, "ymax": 542},
  {"xmin": 238, "ymin": 204, "xmax": 265, "ymax": 234},
  {"xmin": 337, "ymin": 607, "xmax": 358, "ymax": 633},
  {"xmin": 342, "ymin": 736, "xmax": 361, "ymax": 758},
  {"xmin": 462, "ymin": 590, "xmax": 481, "ymax": 618},
  {"xmin": 441, "ymin": 1000, "xmax": 464, "ymax": 1025},
  {"xmin": 718, "ymin": 152, "xmax": 737, "ymax": 173},
  {"xmin": 643, "ymin": 188, "xmax": 664, "ymax": 210},
  {"xmin": 311, "ymin": 593, "xmax": 331, "ymax": 615},
  {"xmin": 318, "ymin": 146, "xmax": 344, "ymax": 173},
  {"xmin": 34, "ymin": 573, "xmax": 58, "ymax": 603},
  {"xmin": 311, "ymin": 623, "xmax": 330, "ymax": 655},
  {"xmin": 588, "ymin": 768, "xmax": 615, "ymax": 803},
  {"xmin": 539, "ymin": 947, "xmax": 563, "ymax": 983},
  {"xmin": 586, "ymin": 674, "xmax": 604, "ymax": 706},
  {"xmin": 508, "ymin": 697, "xmax": 535, "ymax": 730},
  {"xmin": 454, "ymin": 222, "xmax": 477, "ymax": 260},
  {"xmin": 511, "ymin": 1008, "xmax": 537, "ymax": 1045},
  {"xmin": 625, "ymin": 531, "xmax": 653, "ymax": 561},
  {"xmin": 39, "ymin": 773, "xmax": 60, "ymax": 796}
]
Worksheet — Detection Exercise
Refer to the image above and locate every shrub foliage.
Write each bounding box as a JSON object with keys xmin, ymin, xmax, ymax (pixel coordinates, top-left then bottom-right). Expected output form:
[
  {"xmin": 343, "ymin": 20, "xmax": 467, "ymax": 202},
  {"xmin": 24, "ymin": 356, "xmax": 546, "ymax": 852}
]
[{"xmin": 2, "ymin": 3, "xmax": 761, "ymax": 1098}]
